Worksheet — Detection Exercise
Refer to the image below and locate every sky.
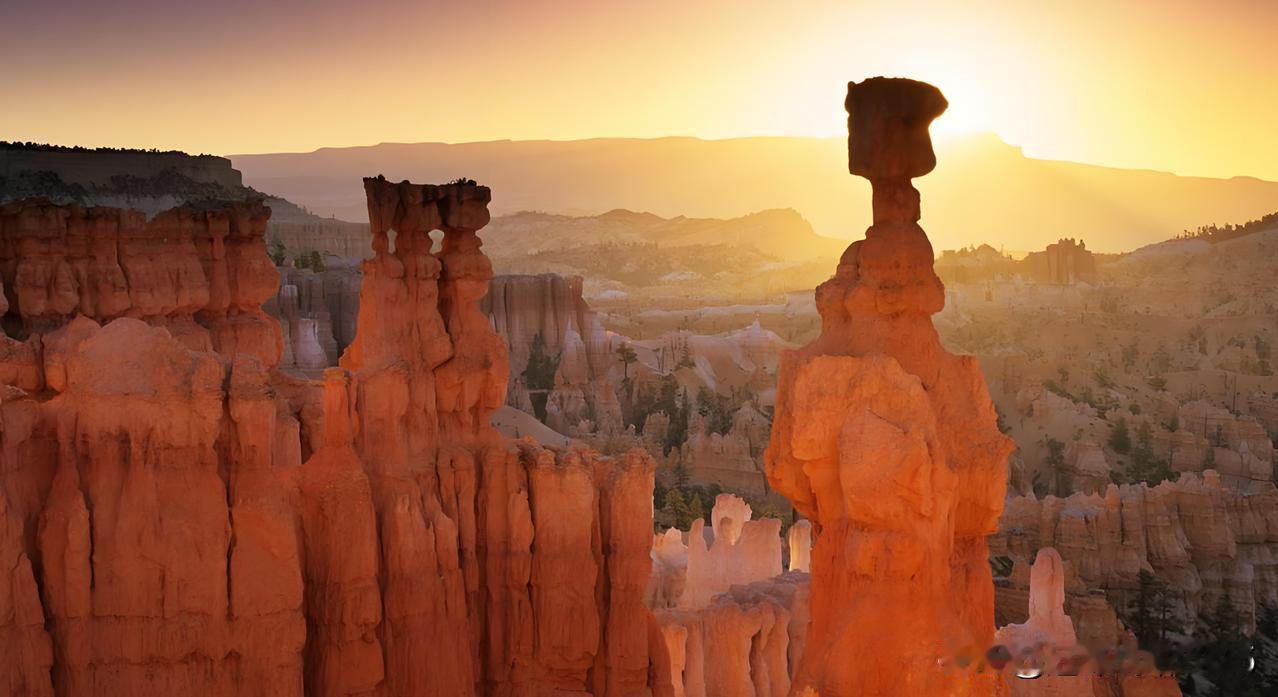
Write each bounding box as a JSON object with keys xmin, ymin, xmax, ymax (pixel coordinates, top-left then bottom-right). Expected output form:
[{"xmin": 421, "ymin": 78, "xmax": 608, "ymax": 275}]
[{"xmin": 3, "ymin": 0, "xmax": 1277, "ymax": 181}]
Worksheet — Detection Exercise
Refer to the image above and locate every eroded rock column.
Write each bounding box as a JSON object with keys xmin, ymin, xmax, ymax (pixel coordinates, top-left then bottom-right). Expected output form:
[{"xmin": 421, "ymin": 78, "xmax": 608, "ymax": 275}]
[
  {"xmin": 764, "ymin": 77, "xmax": 1014, "ymax": 696},
  {"xmin": 0, "ymin": 184, "xmax": 655, "ymax": 697}
]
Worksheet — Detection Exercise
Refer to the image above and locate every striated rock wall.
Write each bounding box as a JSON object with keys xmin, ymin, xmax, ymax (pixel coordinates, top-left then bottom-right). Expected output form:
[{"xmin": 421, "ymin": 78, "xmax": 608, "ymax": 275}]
[
  {"xmin": 0, "ymin": 196, "xmax": 283, "ymax": 368},
  {"xmin": 646, "ymin": 495, "xmax": 809, "ymax": 697},
  {"xmin": 650, "ymin": 573, "xmax": 809, "ymax": 697},
  {"xmin": 265, "ymin": 264, "xmax": 360, "ymax": 375},
  {"xmin": 1060, "ymin": 440, "xmax": 1112, "ymax": 495},
  {"xmin": 1020, "ymin": 238, "xmax": 1097, "ymax": 285},
  {"xmin": 1162, "ymin": 400, "xmax": 1274, "ymax": 487},
  {"xmin": 993, "ymin": 548, "xmax": 1181, "ymax": 697},
  {"xmin": 267, "ymin": 219, "xmax": 370, "ymax": 261},
  {"xmin": 0, "ymin": 180, "xmax": 656, "ymax": 696},
  {"xmin": 993, "ymin": 471, "xmax": 1278, "ymax": 637},
  {"xmin": 764, "ymin": 77, "xmax": 1013, "ymax": 696},
  {"xmin": 647, "ymin": 494, "xmax": 784, "ymax": 611},
  {"xmin": 485, "ymin": 274, "xmax": 603, "ymax": 381},
  {"xmin": 483, "ymin": 273, "xmax": 621, "ymax": 436},
  {"xmin": 678, "ymin": 404, "xmax": 772, "ymax": 496},
  {"xmin": 268, "ymin": 260, "xmax": 786, "ymax": 498}
]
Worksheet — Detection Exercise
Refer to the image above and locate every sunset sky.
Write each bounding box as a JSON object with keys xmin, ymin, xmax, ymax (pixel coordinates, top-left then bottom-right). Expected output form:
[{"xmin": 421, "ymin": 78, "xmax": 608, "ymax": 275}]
[{"xmin": 3, "ymin": 0, "xmax": 1277, "ymax": 181}]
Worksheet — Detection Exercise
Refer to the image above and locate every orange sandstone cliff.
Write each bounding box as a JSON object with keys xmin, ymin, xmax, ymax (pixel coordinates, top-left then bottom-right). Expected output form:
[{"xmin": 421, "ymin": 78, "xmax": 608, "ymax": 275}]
[
  {"xmin": 763, "ymin": 78, "xmax": 1015, "ymax": 696},
  {"xmin": 0, "ymin": 180, "xmax": 654, "ymax": 696}
]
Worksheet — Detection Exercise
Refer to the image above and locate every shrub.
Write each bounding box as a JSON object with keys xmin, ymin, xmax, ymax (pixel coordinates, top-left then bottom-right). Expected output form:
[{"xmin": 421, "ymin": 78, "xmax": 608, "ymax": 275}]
[{"xmin": 267, "ymin": 237, "xmax": 286, "ymax": 265}]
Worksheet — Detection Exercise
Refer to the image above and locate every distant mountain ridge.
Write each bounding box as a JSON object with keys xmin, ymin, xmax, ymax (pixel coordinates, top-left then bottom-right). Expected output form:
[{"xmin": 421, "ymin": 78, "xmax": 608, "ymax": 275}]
[{"xmin": 232, "ymin": 135, "xmax": 1278, "ymax": 253}]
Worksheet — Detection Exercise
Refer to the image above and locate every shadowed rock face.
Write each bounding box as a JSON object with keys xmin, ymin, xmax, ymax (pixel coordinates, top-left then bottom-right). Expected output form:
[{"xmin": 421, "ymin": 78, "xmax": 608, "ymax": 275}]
[
  {"xmin": 266, "ymin": 265, "xmax": 361, "ymax": 374},
  {"xmin": 846, "ymin": 77, "xmax": 948, "ymax": 183},
  {"xmin": 0, "ymin": 197, "xmax": 283, "ymax": 368},
  {"xmin": 846, "ymin": 77, "xmax": 948, "ymax": 227},
  {"xmin": 0, "ymin": 180, "xmax": 655, "ymax": 697},
  {"xmin": 766, "ymin": 78, "xmax": 1014, "ymax": 696}
]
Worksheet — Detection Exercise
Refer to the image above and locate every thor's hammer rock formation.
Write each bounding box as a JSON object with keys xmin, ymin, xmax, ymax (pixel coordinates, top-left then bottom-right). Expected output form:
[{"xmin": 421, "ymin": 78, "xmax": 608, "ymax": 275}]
[{"xmin": 764, "ymin": 78, "xmax": 1014, "ymax": 696}]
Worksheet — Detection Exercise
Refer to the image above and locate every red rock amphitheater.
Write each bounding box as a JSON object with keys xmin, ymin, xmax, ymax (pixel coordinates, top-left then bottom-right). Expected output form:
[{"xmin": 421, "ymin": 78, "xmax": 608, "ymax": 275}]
[{"xmin": 0, "ymin": 82, "xmax": 1183, "ymax": 696}]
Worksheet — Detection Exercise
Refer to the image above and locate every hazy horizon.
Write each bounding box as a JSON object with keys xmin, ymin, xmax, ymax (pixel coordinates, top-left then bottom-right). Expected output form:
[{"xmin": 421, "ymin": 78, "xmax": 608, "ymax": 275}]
[
  {"xmin": 228, "ymin": 132, "xmax": 1277, "ymax": 186},
  {"xmin": 4, "ymin": 0, "xmax": 1278, "ymax": 182},
  {"xmin": 16, "ymin": 130, "xmax": 1278, "ymax": 195},
  {"xmin": 231, "ymin": 134, "xmax": 1278, "ymax": 254},
  {"xmin": 21, "ymin": 130, "xmax": 1278, "ymax": 188}
]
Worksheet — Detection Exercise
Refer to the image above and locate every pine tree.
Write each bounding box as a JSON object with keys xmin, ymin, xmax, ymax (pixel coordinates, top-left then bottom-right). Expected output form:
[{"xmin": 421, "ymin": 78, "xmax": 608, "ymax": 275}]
[
  {"xmin": 676, "ymin": 343, "xmax": 694, "ymax": 369},
  {"xmin": 1123, "ymin": 570, "xmax": 1182, "ymax": 651},
  {"xmin": 660, "ymin": 489, "xmax": 692, "ymax": 530},
  {"xmin": 664, "ymin": 387, "xmax": 690, "ymax": 454},
  {"xmin": 1127, "ymin": 571, "xmax": 1155, "ymax": 648},
  {"xmin": 522, "ymin": 333, "xmax": 561, "ymax": 422},
  {"xmin": 696, "ymin": 387, "xmax": 734, "ymax": 436},
  {"xmin": 1250, "ymin": 606, "xmax": 1278, "ymax": 696},
  {"xmin": 1128, "ymin": 421, "xmax": 1174, "ymax": 485},
  {"xmin": 1187, "ymin": 592, "xmax": 1260, "ymax": 696},
  {"xmin": 1110, "ymin": 417, "xmax": 1132, "ymax": 454},
  {"xmin": 1211, "ymin": 424, "xmax": 1227, "ymax": 448},
  {"xmin": 616, "ymin": 343, "xmax": 638, "ymax": 380},
  {"xmin": 1044, "ymin": 438, "xmax": 1066, "ymax": 469},
  {"xmin": 688, "ymin": 493, "xmax": 705, "ymax": 525},
  {"xmin": 1123, "ymin": 344, "xmax": 1139, "ymax": 370},
  {"xmin": 672, "ymin": 462, "xmax": 690, "ymax": 488},
  {"xmin": 267, "ymin": 237, "xmax": 286, "ymax": 265}
]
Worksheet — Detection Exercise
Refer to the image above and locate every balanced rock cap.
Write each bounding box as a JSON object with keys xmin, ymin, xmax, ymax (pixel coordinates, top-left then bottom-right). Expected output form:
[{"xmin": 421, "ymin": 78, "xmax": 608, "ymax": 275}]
[{"xmin": 846, "ymin": 77, "xmax": 948, "ymax": 180}]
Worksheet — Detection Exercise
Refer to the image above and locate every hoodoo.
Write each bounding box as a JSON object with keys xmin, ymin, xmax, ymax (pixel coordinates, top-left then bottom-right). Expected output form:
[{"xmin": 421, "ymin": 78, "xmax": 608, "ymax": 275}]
[
  {"xmin": 0, "ymin": 181, "xmax": 656, "ymax": 696},
  {"xmin": 764, "ymin": 78, "xmax": 1015, "ymax": 696}
]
